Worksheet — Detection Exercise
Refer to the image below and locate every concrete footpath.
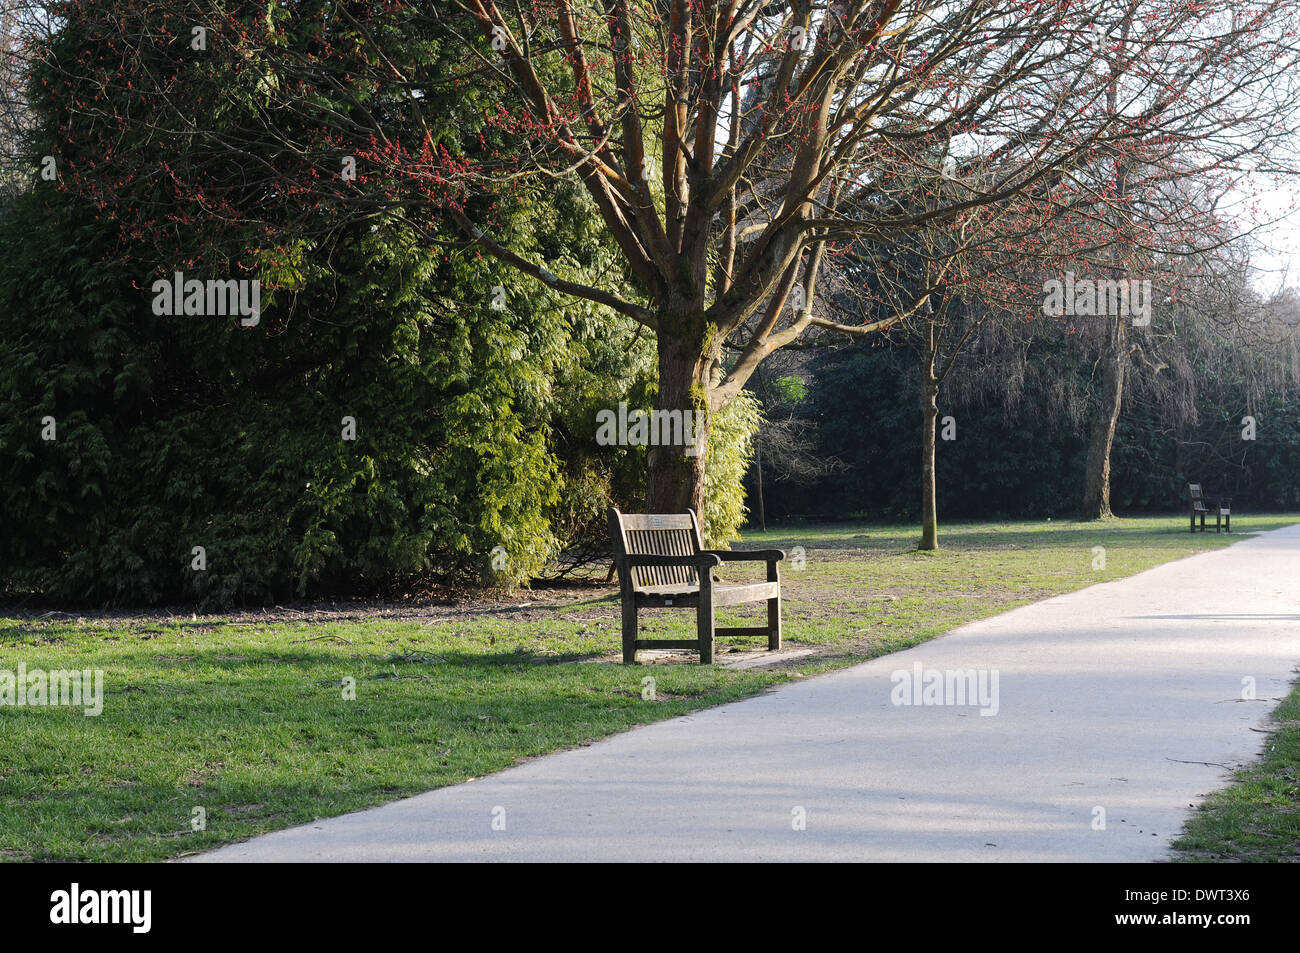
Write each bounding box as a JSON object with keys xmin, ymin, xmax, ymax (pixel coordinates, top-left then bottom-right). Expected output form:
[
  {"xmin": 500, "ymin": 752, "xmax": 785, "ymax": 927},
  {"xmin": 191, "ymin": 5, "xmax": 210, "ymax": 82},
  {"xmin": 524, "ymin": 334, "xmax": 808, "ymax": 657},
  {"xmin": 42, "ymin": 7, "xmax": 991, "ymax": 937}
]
[{"xmin": 190, "ymin": 524, "xmax": 1300, "ymax": 862}]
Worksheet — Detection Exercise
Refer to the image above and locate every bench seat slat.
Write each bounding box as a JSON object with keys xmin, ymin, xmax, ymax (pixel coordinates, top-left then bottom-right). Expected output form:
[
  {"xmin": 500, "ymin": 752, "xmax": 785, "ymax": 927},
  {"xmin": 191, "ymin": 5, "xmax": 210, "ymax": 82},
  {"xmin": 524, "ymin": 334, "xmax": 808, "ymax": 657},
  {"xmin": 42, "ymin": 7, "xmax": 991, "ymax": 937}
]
[
  {"xmin": 636, "ymin": 590, "xmax": 702, "ymax": 609},
  {"xmin": 637, "ymin": 583, "xmax": 700, "ymax": 596}
]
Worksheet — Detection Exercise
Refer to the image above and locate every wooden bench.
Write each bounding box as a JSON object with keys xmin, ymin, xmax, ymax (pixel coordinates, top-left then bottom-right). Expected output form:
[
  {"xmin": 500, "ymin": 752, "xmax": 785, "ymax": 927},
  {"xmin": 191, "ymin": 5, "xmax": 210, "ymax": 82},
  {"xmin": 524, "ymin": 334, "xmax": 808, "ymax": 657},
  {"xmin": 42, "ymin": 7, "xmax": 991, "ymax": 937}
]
[
  {"xmin": 1188, "ymin": 483, "xmax": 1231, "ymax": 533},
  {"xmin": 608, "ymin": 507, "xmax": 785, "ymax": 664}
]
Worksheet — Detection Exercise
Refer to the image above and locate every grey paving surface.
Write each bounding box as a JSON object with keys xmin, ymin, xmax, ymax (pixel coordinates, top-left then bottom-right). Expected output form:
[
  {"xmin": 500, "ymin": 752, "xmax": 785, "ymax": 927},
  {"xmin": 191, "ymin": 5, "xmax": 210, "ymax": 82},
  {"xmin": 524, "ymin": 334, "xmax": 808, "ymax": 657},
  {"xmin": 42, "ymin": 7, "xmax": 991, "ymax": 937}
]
[{"xmin": 190, "ymin": 524, "xmax": 1300, "ymax": 862}]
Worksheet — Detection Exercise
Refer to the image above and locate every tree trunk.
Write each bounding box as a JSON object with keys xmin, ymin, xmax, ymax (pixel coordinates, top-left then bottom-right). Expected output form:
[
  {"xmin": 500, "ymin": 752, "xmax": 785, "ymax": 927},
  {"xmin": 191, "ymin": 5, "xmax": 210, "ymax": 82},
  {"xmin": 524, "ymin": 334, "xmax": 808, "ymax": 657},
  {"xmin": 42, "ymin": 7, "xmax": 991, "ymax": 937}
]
[
  {"xmin": 920, "ymin": 377, "xmax": 940, "ymax": 551},
  {"xmin": 1081, "ymin": 30, "xmax": 1134, "ymax": 523},
  {"xmin": 646, "ymin": 305, "xmax": 714, "ymax": 516},
  {"xmin": 1081, "ymin": 314, "xmax": 1126, "ymax": 520}
]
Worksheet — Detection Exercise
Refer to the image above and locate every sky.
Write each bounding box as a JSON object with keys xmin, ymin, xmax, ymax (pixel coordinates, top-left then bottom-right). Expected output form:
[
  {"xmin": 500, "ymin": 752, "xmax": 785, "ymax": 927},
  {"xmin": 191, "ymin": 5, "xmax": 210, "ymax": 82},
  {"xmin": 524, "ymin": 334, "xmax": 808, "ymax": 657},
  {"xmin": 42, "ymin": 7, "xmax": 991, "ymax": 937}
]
[{"xmin": 1242, "ymin": 180, "xmax": 1300, "ymax": 295}]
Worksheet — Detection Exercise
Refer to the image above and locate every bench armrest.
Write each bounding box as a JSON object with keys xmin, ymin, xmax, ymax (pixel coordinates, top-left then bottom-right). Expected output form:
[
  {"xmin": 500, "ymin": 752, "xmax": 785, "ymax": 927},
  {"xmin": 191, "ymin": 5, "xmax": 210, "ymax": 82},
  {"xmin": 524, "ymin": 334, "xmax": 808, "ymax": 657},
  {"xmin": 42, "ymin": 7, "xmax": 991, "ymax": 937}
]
[
  {"xmin": 701, "ymin": 549, "xmax": 785, "ymax": 563},
  {"xmin": 626, "ymin": 553, "xmax": 722, "ymax": 569}
]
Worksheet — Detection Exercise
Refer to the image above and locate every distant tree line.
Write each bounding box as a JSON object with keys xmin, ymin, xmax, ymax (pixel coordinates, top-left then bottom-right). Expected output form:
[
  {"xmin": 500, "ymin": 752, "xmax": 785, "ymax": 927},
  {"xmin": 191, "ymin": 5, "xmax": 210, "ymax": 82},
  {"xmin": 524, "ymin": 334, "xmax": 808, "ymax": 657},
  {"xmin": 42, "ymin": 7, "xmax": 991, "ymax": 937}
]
[{"xmin": 749, "ymin": 280, "xmax": 1300, "ymax": 521}]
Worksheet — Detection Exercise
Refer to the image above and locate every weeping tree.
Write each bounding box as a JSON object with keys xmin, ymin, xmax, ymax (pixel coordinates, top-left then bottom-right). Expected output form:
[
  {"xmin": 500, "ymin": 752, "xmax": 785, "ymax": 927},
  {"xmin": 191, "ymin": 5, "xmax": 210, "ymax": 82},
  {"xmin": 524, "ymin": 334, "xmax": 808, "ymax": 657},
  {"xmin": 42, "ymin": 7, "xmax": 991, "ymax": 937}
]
[{"xmin": 1059, "ymin": 0, "xmax": 1300, "ymax": 519}]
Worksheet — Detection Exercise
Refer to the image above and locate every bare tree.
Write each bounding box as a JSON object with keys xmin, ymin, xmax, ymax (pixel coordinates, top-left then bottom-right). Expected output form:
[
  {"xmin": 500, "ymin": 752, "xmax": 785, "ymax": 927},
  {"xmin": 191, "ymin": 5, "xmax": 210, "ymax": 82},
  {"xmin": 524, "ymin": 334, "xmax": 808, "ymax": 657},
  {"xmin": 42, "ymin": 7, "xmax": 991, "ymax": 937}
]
[{"xmin": 1060, "ymin": 0, "xmax": 1300, "ymax": 517}]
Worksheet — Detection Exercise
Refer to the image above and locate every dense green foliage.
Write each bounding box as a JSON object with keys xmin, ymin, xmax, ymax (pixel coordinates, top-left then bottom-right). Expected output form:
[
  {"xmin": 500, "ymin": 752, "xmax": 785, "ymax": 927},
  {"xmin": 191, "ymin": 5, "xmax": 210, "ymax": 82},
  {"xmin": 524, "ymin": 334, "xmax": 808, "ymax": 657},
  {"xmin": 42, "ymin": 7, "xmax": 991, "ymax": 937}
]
[
  {"xmin": 0, "ymin": 5, "xmax": 763, "ymax": 607},
  {"xmin": 0, "ymin": 183, "xmax": 577, "ymax": 604},
  {"xmin": 703, "ymin": 392, "xmax": 762, "ymax": 546}
]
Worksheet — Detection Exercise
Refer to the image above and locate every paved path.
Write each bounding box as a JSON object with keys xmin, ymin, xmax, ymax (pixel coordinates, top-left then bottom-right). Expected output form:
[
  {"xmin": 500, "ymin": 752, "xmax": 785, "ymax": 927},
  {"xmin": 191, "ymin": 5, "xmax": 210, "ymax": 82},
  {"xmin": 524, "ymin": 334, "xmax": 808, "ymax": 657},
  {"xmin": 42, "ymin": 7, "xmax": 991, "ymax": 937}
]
[{"xmin": 191, "ymin": 525, "xmax": 1300, "ymax": 862}]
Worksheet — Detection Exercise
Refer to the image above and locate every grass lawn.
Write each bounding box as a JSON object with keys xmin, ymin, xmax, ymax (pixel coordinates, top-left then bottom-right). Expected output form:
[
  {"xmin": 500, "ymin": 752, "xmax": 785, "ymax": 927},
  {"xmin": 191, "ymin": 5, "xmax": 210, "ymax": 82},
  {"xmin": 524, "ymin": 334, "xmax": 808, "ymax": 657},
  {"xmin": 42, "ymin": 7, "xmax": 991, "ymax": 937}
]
[
  {"xmin": 2, "ymin": 513, "xmax": 1297, "ymax": 862},
  {"xmin": 1171, "ymin": 680, "xmax": 1300, "ymax": 862}
]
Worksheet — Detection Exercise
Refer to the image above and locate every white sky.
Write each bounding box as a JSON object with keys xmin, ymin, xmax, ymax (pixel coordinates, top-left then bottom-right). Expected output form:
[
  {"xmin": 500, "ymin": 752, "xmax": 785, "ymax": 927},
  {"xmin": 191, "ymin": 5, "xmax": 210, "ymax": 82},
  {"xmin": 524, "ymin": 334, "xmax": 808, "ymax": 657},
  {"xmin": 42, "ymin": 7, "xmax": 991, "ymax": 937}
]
[{"xmin": 1241, "ymin": 179, "xmax": 1300, "ymax": 294}]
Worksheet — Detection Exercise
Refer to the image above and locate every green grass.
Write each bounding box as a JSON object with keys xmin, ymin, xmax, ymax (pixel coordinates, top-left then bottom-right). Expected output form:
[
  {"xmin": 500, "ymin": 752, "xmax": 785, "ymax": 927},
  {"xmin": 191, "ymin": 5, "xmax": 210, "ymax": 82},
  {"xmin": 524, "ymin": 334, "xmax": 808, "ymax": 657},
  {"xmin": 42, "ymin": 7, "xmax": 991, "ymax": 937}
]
[
  {"xmin": 1171, "ymin": 681, "xmax": 1300, "ymax": 862},
  {"xmin": 2, "ymin": 513, "xmax": 1296, "ymax": 861}
]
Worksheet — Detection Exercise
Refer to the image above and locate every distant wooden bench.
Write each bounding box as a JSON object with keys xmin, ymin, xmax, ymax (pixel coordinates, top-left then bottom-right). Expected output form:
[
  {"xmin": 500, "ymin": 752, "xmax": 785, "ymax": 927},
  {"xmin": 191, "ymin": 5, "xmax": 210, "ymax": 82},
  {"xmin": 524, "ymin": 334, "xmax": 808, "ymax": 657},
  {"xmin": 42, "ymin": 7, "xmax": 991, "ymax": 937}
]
[
  {"xmin": 608, "ymin": 507, "xmax": 785, "ymax": 664},
  {"xmin": 1188, "ymin": 483, "xmax": 1231, "ymax": 533}
]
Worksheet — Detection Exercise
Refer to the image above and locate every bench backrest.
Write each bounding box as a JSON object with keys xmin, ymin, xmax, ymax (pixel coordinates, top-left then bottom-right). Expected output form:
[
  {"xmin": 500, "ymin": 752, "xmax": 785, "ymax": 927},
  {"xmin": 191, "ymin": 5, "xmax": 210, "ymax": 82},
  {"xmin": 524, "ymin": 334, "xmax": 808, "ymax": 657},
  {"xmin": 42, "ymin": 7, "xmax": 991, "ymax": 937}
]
[
  {"xmin": 608, "ymin": 507, "xmax": 704, "ymax": 593},
  {"xmin": 1189, "ymin": 483, "xmax": 1204, "ymax": 502}
]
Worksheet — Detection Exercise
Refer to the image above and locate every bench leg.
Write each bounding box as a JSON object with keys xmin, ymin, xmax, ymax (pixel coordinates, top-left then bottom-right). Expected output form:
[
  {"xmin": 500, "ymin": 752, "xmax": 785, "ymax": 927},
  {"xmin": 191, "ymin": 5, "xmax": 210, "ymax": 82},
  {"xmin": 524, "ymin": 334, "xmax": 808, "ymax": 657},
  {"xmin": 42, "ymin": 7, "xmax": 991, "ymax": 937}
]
[
  {"xmin": 696, "ymin": 564, "xmax": 717, "ymax": 660},
  {"xmin": 697, "ymin": 607, "xmax": 714, "ymax": 664},
  {"xmin": 1225, "ymin": 512, "xmax": 1230, "ymax": 532},
  {"xmin": 697, "ymin": 583, "xmax": 714, "ymax": 665},
  {"xmin": 621, "ymin": 599, "xmax": 638, "ymax": 664},
  {"xmin": 767, "ymin": 560, "xmax": 782, "ymax": 651},
  {"xmin": 767, "ymin": 596, "xmax": 782, "ymax": 651}
]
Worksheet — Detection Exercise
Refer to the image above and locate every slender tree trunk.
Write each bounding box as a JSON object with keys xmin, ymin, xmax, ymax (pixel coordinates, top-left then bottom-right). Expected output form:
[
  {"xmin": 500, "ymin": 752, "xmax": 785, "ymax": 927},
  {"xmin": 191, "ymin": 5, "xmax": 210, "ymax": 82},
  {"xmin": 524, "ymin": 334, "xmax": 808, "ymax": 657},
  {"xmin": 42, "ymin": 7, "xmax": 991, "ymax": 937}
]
[
  {"xmin": 1081, "ymin": 16, "xmax": 1134, "ymax": 522},
  {"xmin": 754, "ymin": 436, "xmax": 767, "ymax": 531},
  {"xmin": 1081, "ymin": 313, "xmax": 1126, "ymax": 519},
  {"xmin": 920, "ymin": 374, "xmax": 940, "ymax": 551},
  {"xmin": 647, "ymin": 302, "xmax": 715, "ymax": 515}
]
